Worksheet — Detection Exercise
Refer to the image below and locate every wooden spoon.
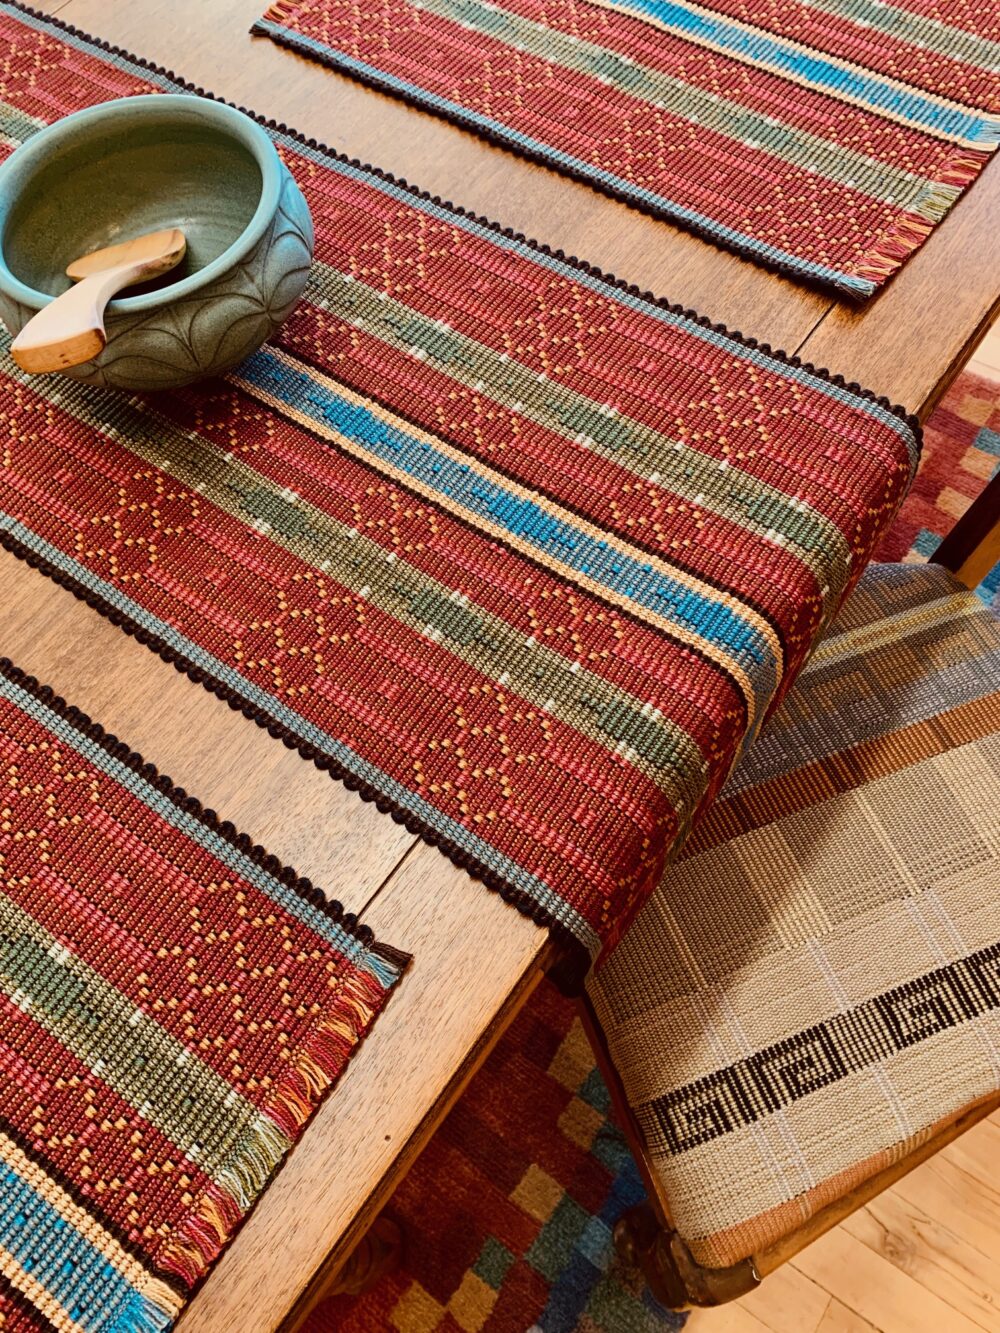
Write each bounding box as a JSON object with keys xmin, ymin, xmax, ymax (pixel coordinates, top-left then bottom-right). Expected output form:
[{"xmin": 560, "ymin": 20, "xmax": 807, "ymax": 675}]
[{"xmin": 10, "ymin": 227, "xmax": 186, "ymax": 374}]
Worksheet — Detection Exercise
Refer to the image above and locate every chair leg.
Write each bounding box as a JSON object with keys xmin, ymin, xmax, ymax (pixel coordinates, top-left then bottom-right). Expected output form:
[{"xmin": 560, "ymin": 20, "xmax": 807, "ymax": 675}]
[
  {"xmin": 319, "ymin": 1215, "xmax": 403, "ymax": 1299},
  {"xmin": 614, "ymin": 1202, "xmax": 760, "ymax": 1309}
]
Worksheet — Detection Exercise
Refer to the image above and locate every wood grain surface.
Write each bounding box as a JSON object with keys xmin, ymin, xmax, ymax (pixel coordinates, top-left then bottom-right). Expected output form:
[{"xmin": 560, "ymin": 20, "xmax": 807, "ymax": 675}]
[{"xmin": 9, "ymin": 0, "xmax": 1000, "ymax": 1327}]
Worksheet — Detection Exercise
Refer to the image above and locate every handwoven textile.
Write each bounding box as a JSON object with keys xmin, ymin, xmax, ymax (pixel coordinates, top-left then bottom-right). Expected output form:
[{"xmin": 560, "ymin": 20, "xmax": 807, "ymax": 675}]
[
  {"xmin": 305, "ymin": 365, "xmax": 999, "ymax": 1333},
  {"xmin": 253, "ymin": 0, "xmax": 1000, "ymax": 298},
  {"xmin": 588, "ymin": 561, "xmax": 1000, "ymax": 1269},
  {"xmin": 0, "ymin": 6, "xmax": 919, "ymax": 978},
  {"xmin": 0, "ymin": 658, "xmax": 406, "ymax": 1332}
]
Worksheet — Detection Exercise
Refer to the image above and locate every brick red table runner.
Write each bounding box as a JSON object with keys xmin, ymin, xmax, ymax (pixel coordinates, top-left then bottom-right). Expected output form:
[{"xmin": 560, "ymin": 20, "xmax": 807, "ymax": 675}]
[
  {"xmin": 0, "ymin": 657, "xmax": 406, "ymax": 1331},
  {"xmin": 254, "ymin": 0, "xmax": 1000, "ymax": 298},
  {"xmin": 0, "ymin": 4, "xmax": 919, "ymax": 982}
]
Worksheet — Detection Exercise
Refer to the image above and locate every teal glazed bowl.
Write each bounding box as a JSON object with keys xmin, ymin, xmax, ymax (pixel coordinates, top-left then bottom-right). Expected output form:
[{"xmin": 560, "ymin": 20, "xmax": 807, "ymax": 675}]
[{"xmin": 0, "ymin": 94, "xmax": 313, "ymax": 391}]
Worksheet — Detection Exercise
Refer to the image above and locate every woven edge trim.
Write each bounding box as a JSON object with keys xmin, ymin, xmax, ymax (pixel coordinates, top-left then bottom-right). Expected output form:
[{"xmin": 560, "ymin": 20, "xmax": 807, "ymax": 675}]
[
  {"xmin": 0, "ymin": 652, "xmax": 411, "ymax": 970},
  {"xmin": 251, "ymin": 17, "xmax": 886, "ymax": 303},
  {"xmin": 0, "ymin": 529, "xmax": 586, "ymax": 985},
  {"xmin": 4, "ymin": 0, "xmax": 922, "ymax": 440}
]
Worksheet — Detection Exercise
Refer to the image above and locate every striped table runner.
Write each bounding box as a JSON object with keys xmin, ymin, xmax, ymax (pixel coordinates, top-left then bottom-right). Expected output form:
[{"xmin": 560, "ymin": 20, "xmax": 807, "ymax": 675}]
[
  {"xmin": 254, "ymin": 0, "xmax": 1000, "ymax": 298},
  {"xmin": 0, "ymin": 658, "xmax": 406, "ymax": 1331},
  {"xmin": 0, "ymin": 5, "xmax": 919, "ymax": 983}
]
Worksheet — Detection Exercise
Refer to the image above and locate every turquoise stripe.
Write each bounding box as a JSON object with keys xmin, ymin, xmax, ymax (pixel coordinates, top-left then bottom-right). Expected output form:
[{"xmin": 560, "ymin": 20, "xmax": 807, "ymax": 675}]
[
  {"xmin": 241, "ymin": 348, "xmax": 779, "ymax": 696},
  {"xmin": 256, "ymin": 21, "xmax": 877, "ymax": 295},
  {"xmin": 0, "ymin": 1161, "xmax": 157, "ymax": 1333},
  {"xmin": 5, "ymin": 7, "xmax": 931, "ymax": 385},
  {"xmin": 600, "ymin": 0, "xmax": 999, "ymax": 144},
  {"xmin": 0, "ymin": 517, "xmax": 601, "ymax": 955}
]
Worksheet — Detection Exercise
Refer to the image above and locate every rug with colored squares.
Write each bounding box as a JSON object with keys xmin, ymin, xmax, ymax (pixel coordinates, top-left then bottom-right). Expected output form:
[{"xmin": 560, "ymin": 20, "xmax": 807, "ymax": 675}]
[
  {"xmin": 0, "ymin": 660, "xmax": 406, "ymax": 1333},
  {"xmin": 304, "ymin": 364, "xmax": 1000, "ymax": 1332},
  {"xmin": 0, "ymin": 5, "xmax": 920, "ymax": 991},
  {"xmin": 254, "ymin": 0, "xmax": 1000, "ymax": 299}
]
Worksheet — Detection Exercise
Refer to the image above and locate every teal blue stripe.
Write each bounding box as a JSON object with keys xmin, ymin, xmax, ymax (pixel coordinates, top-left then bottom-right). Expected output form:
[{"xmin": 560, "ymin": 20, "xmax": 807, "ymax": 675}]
[
  {"xmin": 0, "ymin": 517, "xmax": 600, "ymax": 956},
  {"xmin": 241, "ymin": 348, "xmax": 779, "ymax": 697},
  {"xmin": 600, "ymin": 0, "xmax": 999, "ymax": 144},
  {"xmin": 0, "ymin": 1161, "xmax": 158, "ymax": 1333},
  {"xmin": 2, "ymin": 4, "xmax": 930, "ymax": 409}
]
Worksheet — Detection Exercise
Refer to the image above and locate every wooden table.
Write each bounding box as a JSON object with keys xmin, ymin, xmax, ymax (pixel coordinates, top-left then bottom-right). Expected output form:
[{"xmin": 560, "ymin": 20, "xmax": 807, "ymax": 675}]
[{"xmin": 4, "ymin": 1, "xmax": 1000, "ymax": 1326}]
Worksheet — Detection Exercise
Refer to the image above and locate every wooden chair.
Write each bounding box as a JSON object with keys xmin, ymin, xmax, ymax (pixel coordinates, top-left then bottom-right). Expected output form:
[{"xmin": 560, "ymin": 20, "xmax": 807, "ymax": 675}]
[{"xmin": 581, "ymin": 471, "xmax": 1000, "ymax": 1309}]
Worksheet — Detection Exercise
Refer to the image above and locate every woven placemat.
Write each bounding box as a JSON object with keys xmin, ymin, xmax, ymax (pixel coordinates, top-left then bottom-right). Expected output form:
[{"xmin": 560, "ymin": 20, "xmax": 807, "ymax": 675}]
[
  {"xmin": 0, "ymin": 3, "xmax": 919, "ymax": 983},
  {"xmin": 0, "ymin": 657, "xmax": 407, "ymax": 1331},
  {"xmin": 253, "ymin": 0, "xmax": 1000, "ymax": 298}
]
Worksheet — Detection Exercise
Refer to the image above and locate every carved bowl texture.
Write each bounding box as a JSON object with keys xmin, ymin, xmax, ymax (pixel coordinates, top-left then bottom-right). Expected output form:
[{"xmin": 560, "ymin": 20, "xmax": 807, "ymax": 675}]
[{"xmin": 0, "ymin": 94, "xmax": 313, "ymax": 391}]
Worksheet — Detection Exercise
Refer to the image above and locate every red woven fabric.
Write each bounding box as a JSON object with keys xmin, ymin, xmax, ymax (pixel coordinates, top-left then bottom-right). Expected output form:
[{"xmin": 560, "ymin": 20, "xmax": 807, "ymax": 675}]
[
  {"xmin": 0, "ymin": 660, "xmax": 405, "ymax": 1331},
  {"xmin": 254, "ymin": 0, "xmax": 1000, "ymax": 297},
  {"xmin": 0, "ymin": 6, "xmax": 918, "ymax": 977}
]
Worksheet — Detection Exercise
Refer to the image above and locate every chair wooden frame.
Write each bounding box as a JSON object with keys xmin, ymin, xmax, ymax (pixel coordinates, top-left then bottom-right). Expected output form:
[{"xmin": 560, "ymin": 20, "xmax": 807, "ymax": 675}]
[{"xmin": 576, "ymin": 471, "xmax": 1000, "ymax": 1310}]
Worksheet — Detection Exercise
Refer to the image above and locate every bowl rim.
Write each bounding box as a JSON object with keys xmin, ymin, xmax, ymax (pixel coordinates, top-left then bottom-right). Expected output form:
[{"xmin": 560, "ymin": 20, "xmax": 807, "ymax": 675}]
[{"xmin": 0, "ymin": 93, "xmax": 282, "ymax": 316}]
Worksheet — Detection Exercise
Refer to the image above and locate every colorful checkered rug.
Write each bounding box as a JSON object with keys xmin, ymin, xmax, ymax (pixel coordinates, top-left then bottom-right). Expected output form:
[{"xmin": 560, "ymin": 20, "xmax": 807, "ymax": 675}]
[
  {"xmin": 304, "ymin": 365, "xmax": 1000, "ymax": 1332},
  {"xmin": 253, "ymin": 0, "xmax": 1000, "ymax": 298},
  {"xmin": 0, "ymin": 7, "xmax": 919, "ymax": 988},
  {"xmin": 0, "ymin": 659, "xmax": 406, "ymax": 1332}
]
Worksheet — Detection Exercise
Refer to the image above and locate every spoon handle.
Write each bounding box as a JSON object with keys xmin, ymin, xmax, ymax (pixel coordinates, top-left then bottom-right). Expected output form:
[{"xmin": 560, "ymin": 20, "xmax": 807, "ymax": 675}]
[{"xmin": 11, "ymin": 260, "xmax": 150, "ymax": 374}]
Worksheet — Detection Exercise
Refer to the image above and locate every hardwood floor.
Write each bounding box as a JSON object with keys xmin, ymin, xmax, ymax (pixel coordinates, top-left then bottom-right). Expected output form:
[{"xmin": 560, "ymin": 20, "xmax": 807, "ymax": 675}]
[
  {"xmin": 970, "ymin": 320, "xmax": 1000, "ymax": 384},
  {"xmin": 686, "ymin": 1067, "xmax": 1000, "ymax": 1332},
  {"xmin": 690, "ymin": 316, "xmax": 1000, "ymax": 1333}
]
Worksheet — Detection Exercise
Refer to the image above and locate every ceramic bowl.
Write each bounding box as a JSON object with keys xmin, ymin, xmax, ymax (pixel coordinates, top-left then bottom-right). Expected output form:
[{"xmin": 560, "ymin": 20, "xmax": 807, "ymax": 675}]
[{"xmin": 0, "ymin": 94, "xmax": 313, "ymax": 391}]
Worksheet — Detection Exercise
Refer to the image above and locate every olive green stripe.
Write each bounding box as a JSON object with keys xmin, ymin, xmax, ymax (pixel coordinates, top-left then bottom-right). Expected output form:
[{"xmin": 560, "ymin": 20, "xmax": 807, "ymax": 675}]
[
  {"xmin": 302, "ymin": 263, "xmax": 853, "ymax": 602},
  {"xmin": 410, "ymin": 0, "xmax": 955, "ymax": 207},
  {"xmin": 0, "ymin": 94, "xmax": 851, "ymax": 604},
  {"xmin": 801, "ymin": 0, "xmax": 1000, "ymax": 74},
  {"xmin": 25, "ymin": 366, "xmax": 709, "ymax": 803},
  {"xmin": 0, "ymin": 893, "xmax": 281, "ymax": 1182},
  {"xmin": 0, "ymin": 102, "xmax": 44, "ymax": 147}
]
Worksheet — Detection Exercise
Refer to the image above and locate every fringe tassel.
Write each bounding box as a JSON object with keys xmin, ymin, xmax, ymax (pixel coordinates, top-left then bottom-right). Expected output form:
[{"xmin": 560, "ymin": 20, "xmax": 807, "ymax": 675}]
[
  {"xmin": 215, "ymin": 1117, "xmax": 291, "ymax": 1210},
  {"xmin": 155, "ymin": 1185, "xmax": 243, "ymax": 1286},
  {"xmin": 107, "ymin": 1282, "xmax": 182, "ymax": 1333},
  {"xmin": 838, "ymin": 142, "xmax": 994, "ymax": 290},
  {"xmin": 973, "ymin": 114, "xmax": 1000, "ymax": 148},
  {"xmin": 262, "ymin": 0, "xmax": 301, "ymax": 22},
  {"xmin": 149, "ymin": 958, "xmax": 404, "ymax": 1296}
]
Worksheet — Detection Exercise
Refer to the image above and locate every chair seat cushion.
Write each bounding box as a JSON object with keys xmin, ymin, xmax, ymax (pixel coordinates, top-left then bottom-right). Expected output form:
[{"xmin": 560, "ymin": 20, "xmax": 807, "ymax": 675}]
[{"xmin": 588, "ymin": 563, "xmax": 1000, "ymax": 1270}]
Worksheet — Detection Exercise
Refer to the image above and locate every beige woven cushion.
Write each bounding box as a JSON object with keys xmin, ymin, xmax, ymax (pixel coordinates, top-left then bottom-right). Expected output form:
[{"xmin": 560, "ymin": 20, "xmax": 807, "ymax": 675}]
[{"xmin": 588, "ymin": 563, "xmax": 1000, "ymax": 1269}]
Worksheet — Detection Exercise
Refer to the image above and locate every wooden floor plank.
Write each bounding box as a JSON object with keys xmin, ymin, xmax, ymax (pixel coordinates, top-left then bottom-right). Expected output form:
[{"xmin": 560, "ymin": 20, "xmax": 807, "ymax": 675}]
[
  {"xmin": 892, "ymin": 1154, "xmax": 1000, "ymax": 1267},
  {"xmin": 789, "ymin": 1226, "xmax": 986, "ymax": 1333},
  {"xmin": 735, "ymin": 1261, "xmax": 831, "ymax": 1333},
  {"xmin": 813, "ymin": 1299, "xmax": 879, "ymax": 1333},
  {"xmin": 687, "ymin": 1301, "xmax": 775, "ymax": 1333},
  {"xmin": 842, "ymin": 1191, "xmax": 1000, "ymax": 1332}
]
